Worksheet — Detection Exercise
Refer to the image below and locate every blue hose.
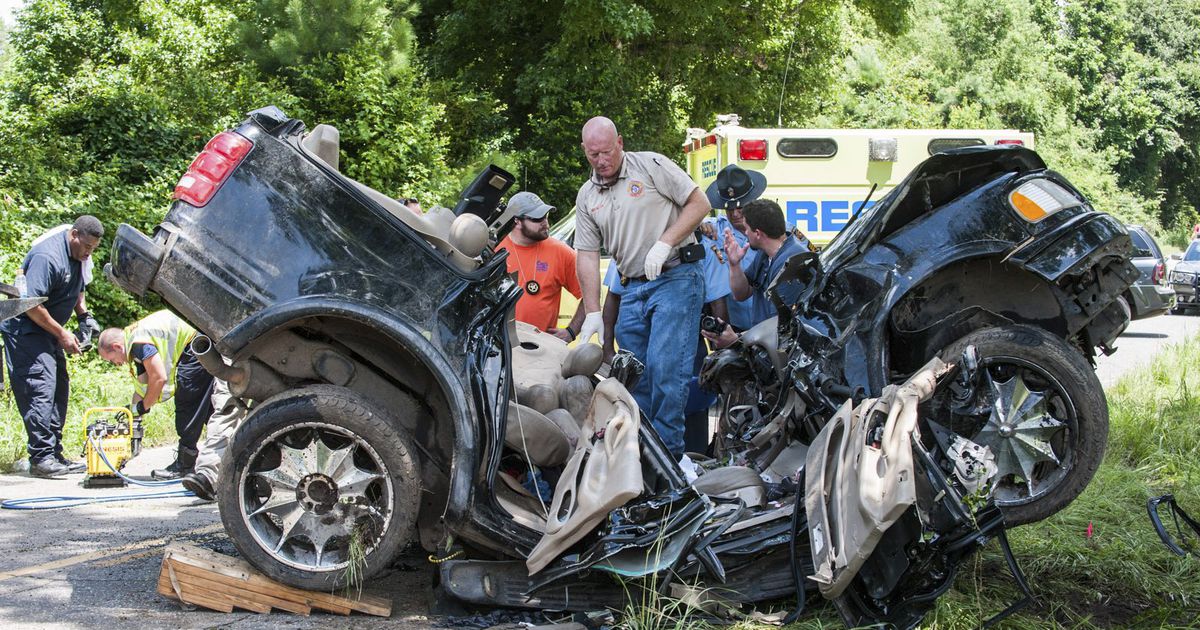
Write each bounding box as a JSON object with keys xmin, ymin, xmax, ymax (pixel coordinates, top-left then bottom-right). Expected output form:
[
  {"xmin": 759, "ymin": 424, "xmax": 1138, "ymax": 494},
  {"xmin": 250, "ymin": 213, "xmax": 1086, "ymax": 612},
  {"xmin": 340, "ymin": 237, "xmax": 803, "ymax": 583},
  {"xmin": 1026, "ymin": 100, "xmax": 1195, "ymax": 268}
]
[
  {"xmin": 1, "ymin": 489, "xmax": 195, "ymax": 510},
  {"xmin": 1, "ymin": 435, "xmax": 195, "ymax": 510}
]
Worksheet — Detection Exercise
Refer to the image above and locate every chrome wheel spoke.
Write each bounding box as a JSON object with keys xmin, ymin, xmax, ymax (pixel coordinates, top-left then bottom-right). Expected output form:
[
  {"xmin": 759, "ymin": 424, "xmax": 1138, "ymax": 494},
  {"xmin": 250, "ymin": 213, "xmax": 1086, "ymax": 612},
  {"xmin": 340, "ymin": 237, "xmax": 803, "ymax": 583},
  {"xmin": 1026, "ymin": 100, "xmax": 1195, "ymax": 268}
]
[
  {"xmin": 978, "ymin": 370, "xmax": 1067, "ymax": 499},
  {"xmin": 272, "ymin": 504, "xmax": 306, "ymax": 552},
  {"xmin": 334, "ymin": 465, "xmax": 383, "ymax": 501},
  {"xmin": 319, "ymin": 442, "xmax": 355, "ymax": 479},
  {"xmin": 276, "ymin": 443, "xmax": 315, "ymax": 484},
  {"xmin": 248, "ymin": 486, "xmax": 300, "ymax": 517}
]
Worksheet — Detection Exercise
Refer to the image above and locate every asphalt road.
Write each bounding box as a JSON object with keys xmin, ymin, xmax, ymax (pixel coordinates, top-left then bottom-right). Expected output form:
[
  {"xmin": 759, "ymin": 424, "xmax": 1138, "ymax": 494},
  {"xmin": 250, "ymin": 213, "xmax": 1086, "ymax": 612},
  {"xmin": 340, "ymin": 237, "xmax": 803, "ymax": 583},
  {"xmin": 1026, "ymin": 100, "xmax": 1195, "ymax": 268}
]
[
  {"xmin": 0, "ymin": 313, "xmax": 1194, "ymax": 629},
  {"xmin": 1094, "ymin": 310, "xmax": 1200, "ymax": 387}
]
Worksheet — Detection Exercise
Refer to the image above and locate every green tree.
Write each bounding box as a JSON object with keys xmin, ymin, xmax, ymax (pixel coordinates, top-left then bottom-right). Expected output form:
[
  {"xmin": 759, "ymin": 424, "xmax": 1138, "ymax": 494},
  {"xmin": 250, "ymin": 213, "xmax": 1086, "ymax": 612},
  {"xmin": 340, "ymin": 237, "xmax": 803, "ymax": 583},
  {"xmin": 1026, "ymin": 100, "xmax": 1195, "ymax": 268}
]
[
  {"xmin": 416, "ymin": 0, "xmax": 910, "ymax": 210},
  {"xmin": 818, "ymin": 0, "xmax": 1159, "ymax": 229},
  {"xmin": 0, "ymin": 0, "xmax": 458, "ymax": 325}
]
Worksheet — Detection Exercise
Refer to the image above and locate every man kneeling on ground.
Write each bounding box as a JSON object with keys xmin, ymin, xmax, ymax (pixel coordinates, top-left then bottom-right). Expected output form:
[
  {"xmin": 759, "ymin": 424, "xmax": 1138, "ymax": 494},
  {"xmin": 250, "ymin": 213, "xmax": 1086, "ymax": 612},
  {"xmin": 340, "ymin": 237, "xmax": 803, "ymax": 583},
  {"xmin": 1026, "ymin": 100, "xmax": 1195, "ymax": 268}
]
[{"xmin": 97, "ymin": 310, "xmax": 245, "ymax": 500}]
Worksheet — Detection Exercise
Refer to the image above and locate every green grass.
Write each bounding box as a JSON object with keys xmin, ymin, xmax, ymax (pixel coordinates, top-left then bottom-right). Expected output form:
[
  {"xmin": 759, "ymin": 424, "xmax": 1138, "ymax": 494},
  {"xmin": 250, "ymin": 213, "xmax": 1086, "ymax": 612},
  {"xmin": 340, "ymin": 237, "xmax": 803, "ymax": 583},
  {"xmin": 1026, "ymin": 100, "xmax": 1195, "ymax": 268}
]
[{"xmin": 0, "ymin": 353, "xmax": 178, "ymax": 467}]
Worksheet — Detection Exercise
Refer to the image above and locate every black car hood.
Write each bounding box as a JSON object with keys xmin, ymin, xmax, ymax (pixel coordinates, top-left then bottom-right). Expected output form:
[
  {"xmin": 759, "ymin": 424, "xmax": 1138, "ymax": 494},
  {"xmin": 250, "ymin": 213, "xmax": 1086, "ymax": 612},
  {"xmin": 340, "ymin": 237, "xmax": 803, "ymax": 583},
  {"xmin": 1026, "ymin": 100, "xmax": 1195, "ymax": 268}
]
[{"xmin": 821, "ymin": 145, "xmax": 1046, "ymax": 272}]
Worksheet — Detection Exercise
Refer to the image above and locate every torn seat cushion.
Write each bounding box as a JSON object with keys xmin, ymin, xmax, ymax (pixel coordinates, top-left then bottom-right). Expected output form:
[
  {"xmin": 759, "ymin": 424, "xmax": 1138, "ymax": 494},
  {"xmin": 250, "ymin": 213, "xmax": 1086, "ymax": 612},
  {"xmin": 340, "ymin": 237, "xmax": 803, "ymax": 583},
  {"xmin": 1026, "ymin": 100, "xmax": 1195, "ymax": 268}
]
[
  {"xmin": 692, "ymin": 466, "xmax": 766, "ymax": 508},
  {"xmin": 505, "ymin": 402, "xmax": 572, "ymax": 468}
]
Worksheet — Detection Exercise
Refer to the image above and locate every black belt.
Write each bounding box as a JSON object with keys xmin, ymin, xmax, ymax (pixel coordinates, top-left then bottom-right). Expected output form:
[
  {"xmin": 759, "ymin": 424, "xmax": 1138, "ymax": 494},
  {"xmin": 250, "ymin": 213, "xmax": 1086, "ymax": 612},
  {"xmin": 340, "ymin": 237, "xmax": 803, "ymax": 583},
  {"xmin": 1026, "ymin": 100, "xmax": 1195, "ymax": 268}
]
[{"xmin": 619, "ymin": 257, "xmax": 692, "ymax": 287}]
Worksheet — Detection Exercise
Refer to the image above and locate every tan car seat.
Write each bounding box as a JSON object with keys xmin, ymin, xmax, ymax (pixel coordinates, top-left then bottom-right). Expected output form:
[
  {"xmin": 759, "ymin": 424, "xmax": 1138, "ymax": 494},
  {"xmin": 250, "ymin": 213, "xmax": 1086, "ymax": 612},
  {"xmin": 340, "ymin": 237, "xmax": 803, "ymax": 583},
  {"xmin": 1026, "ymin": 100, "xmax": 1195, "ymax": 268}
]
[
  {"xmin": 526, "ymin": 378, "xmax": 643, "ymax": 574},
  {"xmin": 805, "ymin": 357, "xmax": 948, "ymax": 598}
]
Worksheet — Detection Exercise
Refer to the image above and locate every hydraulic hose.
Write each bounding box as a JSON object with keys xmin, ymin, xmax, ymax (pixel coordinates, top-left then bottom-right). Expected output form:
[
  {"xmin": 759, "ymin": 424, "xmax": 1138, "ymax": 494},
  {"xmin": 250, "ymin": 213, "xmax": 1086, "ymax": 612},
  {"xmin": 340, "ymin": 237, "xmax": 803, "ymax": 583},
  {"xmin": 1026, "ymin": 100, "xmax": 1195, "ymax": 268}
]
[{"xmin": 1, "ymin": 435, "xmax": 193, "ymax": 510}]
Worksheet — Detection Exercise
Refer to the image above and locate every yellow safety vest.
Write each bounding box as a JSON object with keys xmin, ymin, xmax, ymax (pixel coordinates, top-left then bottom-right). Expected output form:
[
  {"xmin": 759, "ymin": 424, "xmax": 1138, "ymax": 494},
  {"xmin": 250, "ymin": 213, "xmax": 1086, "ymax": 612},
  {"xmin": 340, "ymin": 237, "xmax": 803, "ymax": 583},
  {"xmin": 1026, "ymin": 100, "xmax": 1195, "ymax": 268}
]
[{"xmin": 124, "ymin": 310, "xmax": 197, "ymax": 403}]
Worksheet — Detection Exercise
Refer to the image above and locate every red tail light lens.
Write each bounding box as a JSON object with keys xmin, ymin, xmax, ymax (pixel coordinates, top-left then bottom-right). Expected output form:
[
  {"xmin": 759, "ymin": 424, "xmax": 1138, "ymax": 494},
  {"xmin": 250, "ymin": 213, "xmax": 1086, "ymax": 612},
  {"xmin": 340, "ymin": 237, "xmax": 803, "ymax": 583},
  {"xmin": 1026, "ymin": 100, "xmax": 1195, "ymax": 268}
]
[
  {"xmin": 996, "ymin": 139, "xmax": 1025, "ymax": 146},
  {"xmin": 1153, "ymin": 261, "xmax": 1164, "ymax": 285},
  {"xmin": 173, "ymin": 132, "xmax": 253, "ymax": 207},
  {"xmin": 739, "ymin": 139, "xmax": 768, "ymax": 161}
]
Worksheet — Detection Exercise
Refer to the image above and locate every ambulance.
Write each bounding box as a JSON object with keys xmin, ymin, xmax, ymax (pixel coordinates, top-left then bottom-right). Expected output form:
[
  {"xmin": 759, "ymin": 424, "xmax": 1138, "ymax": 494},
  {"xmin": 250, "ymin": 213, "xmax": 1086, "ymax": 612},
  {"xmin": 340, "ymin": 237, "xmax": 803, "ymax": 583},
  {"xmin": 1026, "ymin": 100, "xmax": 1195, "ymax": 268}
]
[{"xmin": 683, "ymin": 114, "xmax": 1035, "ymax": 244}]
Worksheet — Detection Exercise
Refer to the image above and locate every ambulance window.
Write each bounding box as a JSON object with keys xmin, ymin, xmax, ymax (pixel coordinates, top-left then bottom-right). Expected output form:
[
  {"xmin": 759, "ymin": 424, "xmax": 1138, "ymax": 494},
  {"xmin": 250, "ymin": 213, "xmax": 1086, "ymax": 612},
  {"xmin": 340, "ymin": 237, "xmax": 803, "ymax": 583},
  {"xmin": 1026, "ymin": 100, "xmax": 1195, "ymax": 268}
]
[
  {"xmin": 777, "ymin": 138, "xmax": 837, "ymax": 158},
  {"xmin": 928, "ymin": 138, "xmax": 985, "ymax": 155}
]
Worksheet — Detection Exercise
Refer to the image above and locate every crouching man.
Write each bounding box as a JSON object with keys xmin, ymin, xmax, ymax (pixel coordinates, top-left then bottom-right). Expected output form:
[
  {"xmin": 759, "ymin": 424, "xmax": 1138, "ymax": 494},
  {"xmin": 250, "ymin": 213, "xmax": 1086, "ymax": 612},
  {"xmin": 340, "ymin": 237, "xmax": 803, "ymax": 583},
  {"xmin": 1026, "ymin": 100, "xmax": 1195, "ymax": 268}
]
[{"xmin": 97, "ymin": 310, "xmax": 245, "ymax": 500}]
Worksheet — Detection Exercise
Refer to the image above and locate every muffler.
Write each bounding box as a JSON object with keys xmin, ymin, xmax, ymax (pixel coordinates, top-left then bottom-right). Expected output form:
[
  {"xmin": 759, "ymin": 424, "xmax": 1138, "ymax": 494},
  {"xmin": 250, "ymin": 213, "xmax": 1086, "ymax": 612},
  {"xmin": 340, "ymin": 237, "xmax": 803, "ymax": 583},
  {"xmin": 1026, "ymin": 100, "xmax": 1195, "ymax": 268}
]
[{"xmin": 190, "ymin": 335, "xmax": 286, "ymax": 400}]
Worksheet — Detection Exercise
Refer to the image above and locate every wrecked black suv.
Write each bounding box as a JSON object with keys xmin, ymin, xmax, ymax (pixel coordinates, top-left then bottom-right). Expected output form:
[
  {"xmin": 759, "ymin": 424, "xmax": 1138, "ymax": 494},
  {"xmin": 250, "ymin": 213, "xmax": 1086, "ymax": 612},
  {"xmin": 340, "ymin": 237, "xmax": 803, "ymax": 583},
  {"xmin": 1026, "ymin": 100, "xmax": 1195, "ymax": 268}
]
[{"xmin": 107, "ymin": 107, "xmax": 1135, "ymax": 628}]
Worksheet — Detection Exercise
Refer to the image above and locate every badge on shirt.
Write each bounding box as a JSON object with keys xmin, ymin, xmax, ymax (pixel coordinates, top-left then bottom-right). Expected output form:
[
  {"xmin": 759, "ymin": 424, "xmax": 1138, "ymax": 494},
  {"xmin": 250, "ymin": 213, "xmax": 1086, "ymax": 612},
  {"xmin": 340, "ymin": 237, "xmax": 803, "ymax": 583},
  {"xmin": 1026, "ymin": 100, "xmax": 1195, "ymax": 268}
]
[
  {"xmin": 628, "ymin": 180, "xmax": 645, "ymax": 198},
  {"xmin": 525, "ymin": 280, "xmax": 541, "ymax": 295}
]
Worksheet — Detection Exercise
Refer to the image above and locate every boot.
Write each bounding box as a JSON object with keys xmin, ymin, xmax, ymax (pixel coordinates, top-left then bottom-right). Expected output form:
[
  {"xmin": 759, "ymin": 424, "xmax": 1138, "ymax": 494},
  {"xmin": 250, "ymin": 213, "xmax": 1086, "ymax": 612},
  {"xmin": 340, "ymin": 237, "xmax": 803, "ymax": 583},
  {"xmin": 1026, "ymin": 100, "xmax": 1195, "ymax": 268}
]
[
  {"xmin": 152, "ymin": 446, "xmax": 199, "ymax": 480},
  {"xmin": 181, "ymin": 472, "xmax": 215, "ymax": 501}
]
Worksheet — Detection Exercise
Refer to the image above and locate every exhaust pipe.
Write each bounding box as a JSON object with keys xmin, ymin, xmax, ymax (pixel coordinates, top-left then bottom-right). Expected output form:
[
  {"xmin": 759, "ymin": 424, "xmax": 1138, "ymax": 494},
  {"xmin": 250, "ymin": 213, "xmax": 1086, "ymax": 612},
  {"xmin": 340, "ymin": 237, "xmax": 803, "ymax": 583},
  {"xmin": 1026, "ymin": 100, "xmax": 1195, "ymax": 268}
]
[{"xmin": 190, "ymin": 335, "xmax": 286, "ymax": 400}]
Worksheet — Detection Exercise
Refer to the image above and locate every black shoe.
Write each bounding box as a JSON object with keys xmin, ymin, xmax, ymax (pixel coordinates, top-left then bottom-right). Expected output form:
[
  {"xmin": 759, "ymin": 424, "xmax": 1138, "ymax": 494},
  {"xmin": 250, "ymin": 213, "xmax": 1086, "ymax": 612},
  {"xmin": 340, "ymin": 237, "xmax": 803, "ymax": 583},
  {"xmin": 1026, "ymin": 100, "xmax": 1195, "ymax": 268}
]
[
  {"xmin": 55, "ymin": 454, "xmax": 86, "ymax": 474},
  {"xmin": 152, "ymin": 446, "xmax": 199, "ymax": 480},
  {"xmin": 181, "ymin": 473, "xmax": 215, "ymax": 501},
  {"xmin": 30, "ymin": 458, "xmax": 70, "ymax": 479},
  {"xmin": 151, "ymin": 463, "xmax": 185, "ymax": 480}
]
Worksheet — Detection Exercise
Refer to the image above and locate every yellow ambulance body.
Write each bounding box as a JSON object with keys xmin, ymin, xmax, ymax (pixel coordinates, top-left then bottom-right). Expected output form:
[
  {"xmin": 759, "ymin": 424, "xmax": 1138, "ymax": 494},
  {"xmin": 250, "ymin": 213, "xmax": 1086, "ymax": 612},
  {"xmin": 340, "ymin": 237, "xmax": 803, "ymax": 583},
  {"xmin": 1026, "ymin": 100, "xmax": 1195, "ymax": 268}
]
[{"xmin": 683, "ymin": 114, "xmax": 1035, "ymax": 245}]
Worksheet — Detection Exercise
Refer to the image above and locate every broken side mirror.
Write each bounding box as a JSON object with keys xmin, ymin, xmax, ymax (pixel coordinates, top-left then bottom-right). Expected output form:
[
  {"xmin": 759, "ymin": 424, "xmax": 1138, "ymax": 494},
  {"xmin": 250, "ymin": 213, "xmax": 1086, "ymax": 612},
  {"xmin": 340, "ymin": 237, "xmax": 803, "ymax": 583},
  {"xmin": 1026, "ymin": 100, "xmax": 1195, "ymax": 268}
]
[{"xmin": 453, "ymin": 164, "xmax": 516, "ymax": 226}]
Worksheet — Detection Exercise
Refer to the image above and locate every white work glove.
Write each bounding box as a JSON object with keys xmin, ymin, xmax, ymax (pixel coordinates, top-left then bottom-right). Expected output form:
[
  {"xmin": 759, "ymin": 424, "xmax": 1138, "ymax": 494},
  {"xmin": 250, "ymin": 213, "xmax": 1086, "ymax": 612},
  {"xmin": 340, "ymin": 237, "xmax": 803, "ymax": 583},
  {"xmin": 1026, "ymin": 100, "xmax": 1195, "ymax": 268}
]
[
  {"xmin": 644, "ymin": 240, "xmax": 672, "ymax": 281},
  {"xmin": 577, "ymin": 311, "xmax": 605, "ymax": 346}
]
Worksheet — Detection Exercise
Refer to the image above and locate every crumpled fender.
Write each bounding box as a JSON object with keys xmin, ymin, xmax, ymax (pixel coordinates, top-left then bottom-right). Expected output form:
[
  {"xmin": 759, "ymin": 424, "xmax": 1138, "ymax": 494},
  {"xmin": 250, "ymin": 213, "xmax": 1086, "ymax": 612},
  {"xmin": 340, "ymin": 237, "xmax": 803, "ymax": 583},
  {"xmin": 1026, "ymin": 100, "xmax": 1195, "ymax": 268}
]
[{"xmin": 805, "ymin": 357, "xmax": 949, "ymax": 598}]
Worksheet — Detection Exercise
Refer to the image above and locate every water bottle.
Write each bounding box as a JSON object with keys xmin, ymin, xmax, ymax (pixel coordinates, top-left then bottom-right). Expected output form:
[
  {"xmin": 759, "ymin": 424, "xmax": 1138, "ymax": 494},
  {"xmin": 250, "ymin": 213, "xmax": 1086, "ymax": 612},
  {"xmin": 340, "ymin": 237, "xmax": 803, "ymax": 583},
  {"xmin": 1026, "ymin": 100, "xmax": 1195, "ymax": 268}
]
[{"xmin": 14, "ymin": 269, "xmax": 26, "ymax": 298}]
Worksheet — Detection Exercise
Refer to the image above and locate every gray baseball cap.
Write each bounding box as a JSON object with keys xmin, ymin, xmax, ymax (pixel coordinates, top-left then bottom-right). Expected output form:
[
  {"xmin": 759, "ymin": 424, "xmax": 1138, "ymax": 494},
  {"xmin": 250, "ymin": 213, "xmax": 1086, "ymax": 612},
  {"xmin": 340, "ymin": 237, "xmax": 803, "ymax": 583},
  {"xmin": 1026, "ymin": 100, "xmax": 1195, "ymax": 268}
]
[{"xmin": 508, "ymin": 191, "xmax": 556, "ymax": 220}]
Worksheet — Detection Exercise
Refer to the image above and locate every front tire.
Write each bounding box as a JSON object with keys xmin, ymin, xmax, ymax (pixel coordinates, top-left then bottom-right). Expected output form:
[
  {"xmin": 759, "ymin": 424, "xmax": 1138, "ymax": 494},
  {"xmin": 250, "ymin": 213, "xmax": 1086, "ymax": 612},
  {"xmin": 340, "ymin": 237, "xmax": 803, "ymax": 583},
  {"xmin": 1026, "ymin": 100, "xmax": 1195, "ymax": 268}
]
[
  {"xmin": 937, "ymin": 325, "xmax": 1108, "ymax": 526},
  {"xmin": 218, "ymin": 385, "xmax": 420, "ymax": 590}
]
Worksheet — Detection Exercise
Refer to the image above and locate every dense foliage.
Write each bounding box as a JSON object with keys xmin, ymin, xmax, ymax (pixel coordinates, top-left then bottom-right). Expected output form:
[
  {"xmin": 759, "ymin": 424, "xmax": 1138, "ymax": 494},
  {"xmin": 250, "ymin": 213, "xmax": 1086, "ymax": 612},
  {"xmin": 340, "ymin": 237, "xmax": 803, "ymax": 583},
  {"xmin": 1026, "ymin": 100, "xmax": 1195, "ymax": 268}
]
[{"xmin": 0, "ymin": 0, "xmax": 1194, "ymax": 325}]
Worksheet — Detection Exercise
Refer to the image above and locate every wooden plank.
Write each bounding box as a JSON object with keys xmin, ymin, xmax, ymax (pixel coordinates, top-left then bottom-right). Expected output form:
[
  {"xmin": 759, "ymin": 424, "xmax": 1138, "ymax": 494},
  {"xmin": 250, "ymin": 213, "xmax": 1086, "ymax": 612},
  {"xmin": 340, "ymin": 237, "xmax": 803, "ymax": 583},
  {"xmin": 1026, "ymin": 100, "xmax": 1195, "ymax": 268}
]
[
  {"xmin": 158, "ymin": 543, "xmax": 390, "ymax": 617},
  {"xmin": 159, "ymin": 568, "xmax": 271, "ymax": 614},
  {"xmin": 167, "ymin": 560, "xmax": 310, "ymax": 615},
  {"xmin": 165, "ymin": 543, "xmax": 391, "ymax": 616},
  {"xmin": 158, "ymin": 573, "xmax": 235, "ymax": 613}
]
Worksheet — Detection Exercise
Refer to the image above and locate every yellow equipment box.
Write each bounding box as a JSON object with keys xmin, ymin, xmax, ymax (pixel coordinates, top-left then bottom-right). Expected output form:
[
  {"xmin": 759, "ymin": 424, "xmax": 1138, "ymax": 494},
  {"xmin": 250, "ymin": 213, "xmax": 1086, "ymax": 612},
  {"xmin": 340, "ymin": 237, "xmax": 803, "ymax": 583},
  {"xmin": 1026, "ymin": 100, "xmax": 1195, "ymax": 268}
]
[{"xmin": 82, "ymin": 407, "xmax": 142, "ymax": 488}]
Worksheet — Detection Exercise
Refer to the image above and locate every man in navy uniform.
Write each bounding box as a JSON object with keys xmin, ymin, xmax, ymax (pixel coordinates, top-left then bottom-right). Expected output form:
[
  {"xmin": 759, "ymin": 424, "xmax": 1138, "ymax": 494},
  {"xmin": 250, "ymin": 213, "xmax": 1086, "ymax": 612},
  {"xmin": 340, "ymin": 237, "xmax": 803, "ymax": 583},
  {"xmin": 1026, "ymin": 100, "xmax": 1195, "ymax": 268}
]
[{"xmin": 1, "ymin": 216, "xmax": 103, "ymax": 478}]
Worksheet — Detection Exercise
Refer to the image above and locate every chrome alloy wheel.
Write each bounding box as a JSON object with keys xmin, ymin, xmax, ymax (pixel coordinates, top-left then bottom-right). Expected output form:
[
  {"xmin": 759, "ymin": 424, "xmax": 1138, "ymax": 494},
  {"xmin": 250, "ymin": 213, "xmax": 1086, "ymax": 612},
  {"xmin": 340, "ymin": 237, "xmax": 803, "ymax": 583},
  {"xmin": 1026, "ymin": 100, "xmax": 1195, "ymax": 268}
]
[
  {"xmin": 974, "ymin": 359, "xmax": 1076, "ymax": 506},
  {"xmin": 238, "ymin": 422, "xmax": 393, "ymax": 572}
]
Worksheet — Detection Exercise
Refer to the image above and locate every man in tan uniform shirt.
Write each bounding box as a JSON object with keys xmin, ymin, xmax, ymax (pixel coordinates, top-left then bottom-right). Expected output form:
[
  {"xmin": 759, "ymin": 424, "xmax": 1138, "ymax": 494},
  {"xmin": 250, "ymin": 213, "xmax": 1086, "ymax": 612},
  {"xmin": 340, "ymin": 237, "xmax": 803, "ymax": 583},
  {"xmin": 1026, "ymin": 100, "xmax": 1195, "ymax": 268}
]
[{"xmin": 574, "ymin": 116, "xmax": 709, "ymax": 456}]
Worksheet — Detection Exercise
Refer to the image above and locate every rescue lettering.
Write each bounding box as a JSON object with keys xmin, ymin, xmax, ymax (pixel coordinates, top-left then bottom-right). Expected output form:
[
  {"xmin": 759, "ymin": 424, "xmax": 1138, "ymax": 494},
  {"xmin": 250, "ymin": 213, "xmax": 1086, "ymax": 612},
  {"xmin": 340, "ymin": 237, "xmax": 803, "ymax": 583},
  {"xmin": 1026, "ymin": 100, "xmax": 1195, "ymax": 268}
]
[
  {"xmin": 701, "ymin": 157, "xmax": 718, "ymax": 179},
  {"xmin": 786, "ymin": 200, "xmax": 876, "ymax": 233}
]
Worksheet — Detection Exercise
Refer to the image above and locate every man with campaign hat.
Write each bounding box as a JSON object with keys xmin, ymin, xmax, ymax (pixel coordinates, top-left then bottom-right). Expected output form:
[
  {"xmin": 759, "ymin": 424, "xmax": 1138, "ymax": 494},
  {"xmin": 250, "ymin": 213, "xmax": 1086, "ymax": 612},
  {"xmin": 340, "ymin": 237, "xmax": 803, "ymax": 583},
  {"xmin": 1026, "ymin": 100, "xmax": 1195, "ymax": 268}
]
[
  {"xmin": 496, "ymin": 191, "xmax": 586, "ymax": 342},
  {"xmin": 702, "ymin": 164, "xmax": 772, "ymax": 329}
]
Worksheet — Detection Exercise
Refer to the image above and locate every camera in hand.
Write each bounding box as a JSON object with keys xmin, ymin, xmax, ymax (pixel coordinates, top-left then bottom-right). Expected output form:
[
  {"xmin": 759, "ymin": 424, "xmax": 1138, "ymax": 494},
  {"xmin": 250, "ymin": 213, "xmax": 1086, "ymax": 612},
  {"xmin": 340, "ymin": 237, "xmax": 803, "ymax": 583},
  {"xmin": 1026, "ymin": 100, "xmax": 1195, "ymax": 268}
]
[{"xmin": 700, "ymin": 315, "xmax": 725, "ymax": 335}]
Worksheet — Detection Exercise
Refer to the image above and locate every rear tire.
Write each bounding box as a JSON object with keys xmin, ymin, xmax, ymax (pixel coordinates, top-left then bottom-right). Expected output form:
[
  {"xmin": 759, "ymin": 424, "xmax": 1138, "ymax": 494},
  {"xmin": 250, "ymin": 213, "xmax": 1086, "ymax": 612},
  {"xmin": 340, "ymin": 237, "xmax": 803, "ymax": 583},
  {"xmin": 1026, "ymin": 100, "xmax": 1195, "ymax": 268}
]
[
  {"xmin": 937, "ymin": 325, "xmax": 1108, "ymax": 526},
  {"xmin": 218, "ymin": 385, "xmax": 420, "ymax": 590}
]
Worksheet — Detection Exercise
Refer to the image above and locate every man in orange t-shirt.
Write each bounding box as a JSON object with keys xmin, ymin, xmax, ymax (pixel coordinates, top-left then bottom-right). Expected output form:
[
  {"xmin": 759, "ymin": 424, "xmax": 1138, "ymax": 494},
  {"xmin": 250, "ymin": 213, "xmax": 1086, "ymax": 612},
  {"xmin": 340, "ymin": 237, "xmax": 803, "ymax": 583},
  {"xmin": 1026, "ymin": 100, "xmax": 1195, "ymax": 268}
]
[{"xmin": 497, "ymin": 191, "xmax": 586, "ymax": 341}]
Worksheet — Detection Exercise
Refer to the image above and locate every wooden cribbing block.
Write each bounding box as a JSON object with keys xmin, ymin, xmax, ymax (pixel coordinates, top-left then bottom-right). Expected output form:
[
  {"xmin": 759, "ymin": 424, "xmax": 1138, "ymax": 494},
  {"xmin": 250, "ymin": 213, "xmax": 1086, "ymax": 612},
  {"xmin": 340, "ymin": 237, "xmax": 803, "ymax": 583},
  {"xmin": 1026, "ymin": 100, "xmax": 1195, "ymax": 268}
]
[{"xmin": 157, "ymin": 542, "xmax": 392, "ymax": 617}]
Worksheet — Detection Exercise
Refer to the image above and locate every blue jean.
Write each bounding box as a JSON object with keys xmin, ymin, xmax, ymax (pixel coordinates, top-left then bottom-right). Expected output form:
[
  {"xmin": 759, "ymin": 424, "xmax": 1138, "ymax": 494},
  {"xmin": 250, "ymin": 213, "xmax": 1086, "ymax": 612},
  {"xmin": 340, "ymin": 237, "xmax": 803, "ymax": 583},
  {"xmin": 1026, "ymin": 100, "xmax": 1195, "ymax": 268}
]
[{"xmin": 615, "ymin": 263, "xmax": 704, "ymax": 456}]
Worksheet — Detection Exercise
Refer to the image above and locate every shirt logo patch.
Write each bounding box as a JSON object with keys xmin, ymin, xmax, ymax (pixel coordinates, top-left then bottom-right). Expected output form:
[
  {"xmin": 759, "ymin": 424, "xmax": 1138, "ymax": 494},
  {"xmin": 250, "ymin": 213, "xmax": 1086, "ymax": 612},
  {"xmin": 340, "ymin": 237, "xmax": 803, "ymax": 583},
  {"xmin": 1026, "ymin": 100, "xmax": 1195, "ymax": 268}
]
[
  {"xmin": 628, "ymin": 180, "xmax": 645, "ymax": 198},
  {"xmin": 536, "ymin": 261, "xmax": 549, "ymax": 272}
]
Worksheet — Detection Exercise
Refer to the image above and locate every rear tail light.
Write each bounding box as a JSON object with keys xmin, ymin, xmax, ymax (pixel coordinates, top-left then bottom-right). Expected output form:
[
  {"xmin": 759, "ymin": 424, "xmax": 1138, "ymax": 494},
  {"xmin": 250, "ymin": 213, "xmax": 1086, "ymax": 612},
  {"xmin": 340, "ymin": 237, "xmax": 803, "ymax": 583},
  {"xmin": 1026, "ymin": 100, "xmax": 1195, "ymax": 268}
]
[
  {"xmin": 996, "ymin": 139, "xmax": 1025, "ymax": 146},
  {"xmin": 1153, "ymin": 262, "xmax": 1164, "ymax": 285},
  {"xmin": 738, "ymin": 139, "xmax": 768, "ymax": 161},
  {"xmin": 1008, "ymin": 179, "xmax": 1082, "ymax": 222},
  {"xmin": 173, "ymin": 132, "xmax": 253, "ymax": 207}
]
